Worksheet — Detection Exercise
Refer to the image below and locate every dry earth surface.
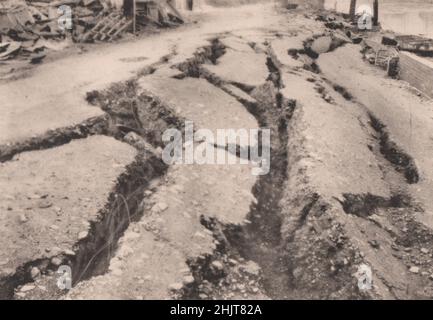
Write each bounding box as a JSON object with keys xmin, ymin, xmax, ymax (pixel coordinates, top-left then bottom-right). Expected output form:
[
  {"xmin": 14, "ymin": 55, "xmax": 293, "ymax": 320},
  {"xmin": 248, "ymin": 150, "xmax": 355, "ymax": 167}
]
[{"xmin": 2, "ymin": 2, "xmax": 433, "ymax": 300}]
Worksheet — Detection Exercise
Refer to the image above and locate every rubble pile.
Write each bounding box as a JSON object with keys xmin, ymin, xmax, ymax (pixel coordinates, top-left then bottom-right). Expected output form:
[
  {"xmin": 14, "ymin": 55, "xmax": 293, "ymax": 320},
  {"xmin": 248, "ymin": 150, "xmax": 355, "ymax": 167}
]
[
  {"xmin": 133, "ymin": 0, "xmax": 184, "ymax": 30},
  {"xmin": 0, "ymin": 0, "xmax": 112, "ymax": 62},
  {"xmin": 0, "ymin": 0, "xmax": 184, "ymax": 63},
  {"xmin": 80, "ymin": 0, "xmax": 184, "ymax": 43}
]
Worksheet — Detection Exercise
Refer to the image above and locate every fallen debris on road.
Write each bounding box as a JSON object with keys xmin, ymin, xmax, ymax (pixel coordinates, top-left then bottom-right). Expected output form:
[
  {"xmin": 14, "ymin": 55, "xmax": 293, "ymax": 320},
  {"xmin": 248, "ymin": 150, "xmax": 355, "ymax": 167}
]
[{"xmin": 0, "ymin": 0, "xmax": 184, "ymax": 63}]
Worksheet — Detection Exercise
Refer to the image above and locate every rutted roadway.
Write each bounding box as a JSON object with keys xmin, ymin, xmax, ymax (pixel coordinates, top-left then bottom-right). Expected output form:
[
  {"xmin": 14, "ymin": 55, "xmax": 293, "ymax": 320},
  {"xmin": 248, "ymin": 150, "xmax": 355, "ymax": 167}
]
[{"xmin": 2, "ymin": 3, "xmax": 433, "ymax": 300}]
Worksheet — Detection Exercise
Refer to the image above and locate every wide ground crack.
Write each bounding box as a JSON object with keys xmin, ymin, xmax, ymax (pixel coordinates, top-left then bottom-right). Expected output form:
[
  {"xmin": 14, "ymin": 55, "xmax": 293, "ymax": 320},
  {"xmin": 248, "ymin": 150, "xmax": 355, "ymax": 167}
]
[
  {"xmin": 6, "ymin": 73, "xmax": 186, "ymax": 299},
  {"xmin": 0, "ymin": 115, "xmax": 109, "ymax": 163},
  {"xmin": 170, "ymin": 38, "xmax": 298, "ymax": 299},
  {"xmin": 369, "ymin": 113, "xmax": 420, "ymax": 184}
]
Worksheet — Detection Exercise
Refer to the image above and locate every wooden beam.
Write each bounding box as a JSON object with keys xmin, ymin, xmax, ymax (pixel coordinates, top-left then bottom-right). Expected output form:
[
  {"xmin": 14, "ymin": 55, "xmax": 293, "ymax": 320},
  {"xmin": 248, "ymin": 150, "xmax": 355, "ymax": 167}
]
[
  {"xmin": 133, "ymin": 0, "xmax": 136, "ymax": 34},
  {"xmin": 349, "ymin": 0, "xmax": 357, "ymax": 21},
  {"xmin": 373, "ymin": 0, "xmax": 379, "ymax": 26}
]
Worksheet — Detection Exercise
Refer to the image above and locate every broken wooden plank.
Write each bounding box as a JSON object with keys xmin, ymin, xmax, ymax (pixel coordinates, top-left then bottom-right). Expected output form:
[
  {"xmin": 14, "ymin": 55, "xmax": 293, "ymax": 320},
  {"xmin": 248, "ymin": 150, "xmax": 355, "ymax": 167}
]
[
  {"xmin": 0, "ymin": 41, "xmax": 21, "ymax": 60},
  {"xmin": 100, "ymin": 18, "xmax": 126, "ymax": 41},
  {"xmin": 109, "ymin": 20, "xmax": 132, "ymax": 40},
  {"xmin": 79, "ymin": 12, "xmax": 118, "ymax": 42},
  {"xmin": 99, "ymin": 14, "xmax": 122, "ymax": 34}
]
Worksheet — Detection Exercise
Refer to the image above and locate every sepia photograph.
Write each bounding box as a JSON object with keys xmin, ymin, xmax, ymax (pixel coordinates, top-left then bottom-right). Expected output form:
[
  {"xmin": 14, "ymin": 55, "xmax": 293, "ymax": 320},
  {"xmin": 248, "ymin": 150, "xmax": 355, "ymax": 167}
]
[{"xmin": 1, "ymin": 0, "xmax": 433, "ymax": 309}]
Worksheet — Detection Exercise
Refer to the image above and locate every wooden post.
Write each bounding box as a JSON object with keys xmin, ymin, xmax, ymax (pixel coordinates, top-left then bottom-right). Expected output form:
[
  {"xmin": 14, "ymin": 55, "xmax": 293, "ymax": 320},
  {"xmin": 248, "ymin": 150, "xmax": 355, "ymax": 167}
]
[
  {"xmin": 373, "ymin": 0, "xmax": 379, "ymax": 26},
  {"xmin": 349, "ymin": 0, "xmax": 357, "ymax": 21},
  {"xmin": 132, "ymin": 0, "xmax": 136, "ymax": 34}
]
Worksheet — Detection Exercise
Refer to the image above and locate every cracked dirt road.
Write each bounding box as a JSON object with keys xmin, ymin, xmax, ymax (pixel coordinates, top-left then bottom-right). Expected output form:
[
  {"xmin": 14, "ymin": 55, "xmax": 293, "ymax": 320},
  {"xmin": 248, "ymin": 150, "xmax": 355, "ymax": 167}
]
[{"xmin": 2, "ymin": 2, "xmax": 433, "ymax": 300}]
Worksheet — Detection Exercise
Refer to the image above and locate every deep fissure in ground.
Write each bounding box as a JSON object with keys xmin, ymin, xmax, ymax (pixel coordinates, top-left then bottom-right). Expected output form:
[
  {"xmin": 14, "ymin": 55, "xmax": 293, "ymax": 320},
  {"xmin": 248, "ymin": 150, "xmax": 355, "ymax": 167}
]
[
  {"xmin": 1, "ymin": 78, "xmax": 184, "ymax": 299},
  {"xmin": 174, "ymin": 38, "xmax": 297, "ymax": 299}
]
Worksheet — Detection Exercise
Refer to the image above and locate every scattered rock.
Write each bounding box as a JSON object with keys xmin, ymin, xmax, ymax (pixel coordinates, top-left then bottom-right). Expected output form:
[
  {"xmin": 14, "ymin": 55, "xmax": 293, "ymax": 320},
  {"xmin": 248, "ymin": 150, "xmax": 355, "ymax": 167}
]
[
  {"xmin": 241, "ymin": 261, "xmax": 261, "ymax": 277},
  {"xmin": 20, "ymin": 284, "xmax": 35, "ymax": 292},
  {"xmin": 182, "ymin": 275, "xmax": 195, "ymax": 285},
  {"xmin": 19, "ymin": 214, "xmax": 28, "ymax": 223},
  {"xmin": 30, "ymin": 267, "xmax": 40, "ymax": 279},
  {"xmin": 51, "ymin": 257, "xmax": 62, "ymax": 267},
  {"xmin": 64, "ymin": 249, "xmax": 75, "ymax": 256},
  {"xmin": 78, "ymin": 231, "xmax": 88, "ymax": 240},
  {"xmin": 228, "ymin": 259, "xmax": 238, "ymax": 266},
  {"xmin": 194, "ymin": 231, "xmax": 207, "ymax": 239},
  {"xmin": 211, "ymin": 261, "xmax": 224, "ymax": 271},
  {"xmin": 198, "ymin": 293, "xmax": 208, "ymax": 299},
  {"xmin": 409, "ymin": 266, "xmax": 420, "ymax": 274},
  {"xmin": 368, "ymin": 240, "xmax": 380, "ymax": 249},
  {"xmin": 118, "ymin": 245, "xmax": 134, "ymax": 259},
  {"xmin": 391, "ymin": 244, "xmax": 399, "ymax": 251},
  {"xmin": 152, "ymin": 202, "xmax": 169, "ymax": 213},
  {"xmin": 169, "ymin": 282, "xmax": 183, "ymax": 291}
]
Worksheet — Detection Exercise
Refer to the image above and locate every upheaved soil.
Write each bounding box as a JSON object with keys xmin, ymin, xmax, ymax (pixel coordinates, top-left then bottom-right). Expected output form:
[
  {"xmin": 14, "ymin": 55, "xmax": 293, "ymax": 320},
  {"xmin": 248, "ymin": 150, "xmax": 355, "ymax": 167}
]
[
  {"xmin": 0, "ymin": 136, "xmax": 138, "ymax": 299},
  {"xmin": 2, "ymin": 2, "xmax": 433, "ymax": 300}
]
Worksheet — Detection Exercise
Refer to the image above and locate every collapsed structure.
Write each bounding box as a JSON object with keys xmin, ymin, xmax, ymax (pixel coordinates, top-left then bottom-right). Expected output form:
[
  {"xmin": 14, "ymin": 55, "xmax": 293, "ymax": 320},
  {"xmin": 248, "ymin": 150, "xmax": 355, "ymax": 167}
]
[{"xmin": 0, "ymin": 0, "xmax": 187, "ymax": 62}]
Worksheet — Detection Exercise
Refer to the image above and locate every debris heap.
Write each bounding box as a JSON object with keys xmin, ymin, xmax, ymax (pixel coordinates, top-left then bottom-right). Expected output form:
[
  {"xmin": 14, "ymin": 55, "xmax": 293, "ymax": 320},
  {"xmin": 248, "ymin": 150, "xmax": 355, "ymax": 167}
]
[{"xmin": 0, "ymin": 0, "xmax": 183, "ymax": 63}]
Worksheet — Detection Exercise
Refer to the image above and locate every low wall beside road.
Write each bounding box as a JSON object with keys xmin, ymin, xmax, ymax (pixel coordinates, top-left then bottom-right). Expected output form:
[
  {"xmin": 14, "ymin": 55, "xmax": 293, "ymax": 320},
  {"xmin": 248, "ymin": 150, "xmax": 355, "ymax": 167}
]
[{"xmin": 399, "ymin": 51, "xmax": 433, "ymax": 98}]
